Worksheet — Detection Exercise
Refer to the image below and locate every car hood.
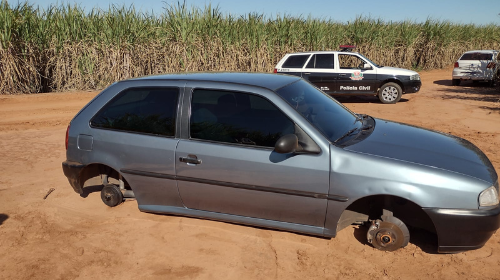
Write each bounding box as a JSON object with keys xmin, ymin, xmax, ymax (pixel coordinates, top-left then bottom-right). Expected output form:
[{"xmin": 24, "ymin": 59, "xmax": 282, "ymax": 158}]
[
  {"xmin": 345, "ymin": 119, "xmax": 498, "ymax": 184},
  {"xmin": 377, "ymin": 66, "xmax": 417, "ymax": 76}
]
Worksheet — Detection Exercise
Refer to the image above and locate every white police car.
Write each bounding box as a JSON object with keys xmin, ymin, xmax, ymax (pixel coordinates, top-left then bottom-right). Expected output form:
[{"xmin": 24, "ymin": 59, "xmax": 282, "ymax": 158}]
[{"xmin": 274, "ymin": 46, "xmax": 421, "ymax": 104}]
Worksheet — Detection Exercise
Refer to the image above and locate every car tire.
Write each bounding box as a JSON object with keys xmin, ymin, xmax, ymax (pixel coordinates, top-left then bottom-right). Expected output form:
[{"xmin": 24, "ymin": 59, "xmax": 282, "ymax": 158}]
[
  {"xmin": 452, "ymin": 79, "xmax": 461, "ymax": 86},
  {"xmin": 367, "ymin": 216, "xmax": 410, "ymax": 252},
  {"xmin": 101, "ymin": 184, "xmax": 123, "ymax": 207},
  {"xmin": 378, "ymin": 82, "xmax": 402, "ymax": 104}
]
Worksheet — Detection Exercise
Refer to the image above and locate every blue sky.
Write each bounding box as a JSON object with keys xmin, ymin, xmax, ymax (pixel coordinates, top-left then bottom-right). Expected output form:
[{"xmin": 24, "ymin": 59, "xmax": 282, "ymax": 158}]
[{"xmin": 28, "ymin": 0, "xmax": 500, "ymax": 25}]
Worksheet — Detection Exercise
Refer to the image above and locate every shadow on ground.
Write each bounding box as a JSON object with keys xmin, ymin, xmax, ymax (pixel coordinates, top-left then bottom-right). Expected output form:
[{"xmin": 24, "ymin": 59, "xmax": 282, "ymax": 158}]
[
  {"xmin": 353, "ymin": 224, "xmax": 438, "ymax": 254},
  {"xmin": 80, "ymin": 184, "xmax": 104, "ymax": 198},
  {"xmin": 0, "ymin": 214, "xmax": 8, "ymax": 226},
  {"xmin": 434, "ymin": 79, "xmax": 494, "ymax": 88},
  {"xmin": 433, "ymin": 80, "xmax": 500, "ymax": 105}
]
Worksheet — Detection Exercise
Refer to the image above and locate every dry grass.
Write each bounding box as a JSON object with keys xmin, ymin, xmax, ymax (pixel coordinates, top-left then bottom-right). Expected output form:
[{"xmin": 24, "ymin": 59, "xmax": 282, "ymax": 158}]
[{"xmin": 0, "ymin": 1, "xmax": 499, "ymax": 94}]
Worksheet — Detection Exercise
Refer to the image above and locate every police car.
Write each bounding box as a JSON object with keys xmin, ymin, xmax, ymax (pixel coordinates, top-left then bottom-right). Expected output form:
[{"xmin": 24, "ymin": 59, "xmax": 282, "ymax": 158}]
[{"xmin": 274, "ymin": 46, "xmax": 421, "ymax": 104}]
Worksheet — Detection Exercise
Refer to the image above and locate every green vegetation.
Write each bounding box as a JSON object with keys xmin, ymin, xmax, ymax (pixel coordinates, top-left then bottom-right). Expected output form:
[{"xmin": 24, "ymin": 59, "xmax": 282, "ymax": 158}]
[{"xmin": 1, "ymin": 1, "xmax": 499, "ymax": 93}]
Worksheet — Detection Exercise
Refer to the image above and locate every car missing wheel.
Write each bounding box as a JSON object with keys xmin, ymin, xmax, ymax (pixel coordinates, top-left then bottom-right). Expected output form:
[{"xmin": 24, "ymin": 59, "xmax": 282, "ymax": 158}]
[{"xmin": 63, "ymin": 72, "xmax": 499, "ymax": 253}]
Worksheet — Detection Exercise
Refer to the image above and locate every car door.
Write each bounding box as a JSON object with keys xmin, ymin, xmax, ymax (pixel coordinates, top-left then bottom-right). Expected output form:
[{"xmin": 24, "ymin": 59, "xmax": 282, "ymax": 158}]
[
  {"xmin": 302, "ymin": 53, "xmax": 338, "ymax": 94},
  {"xmin": 336, "ymin": 53, "xmax": 378, "ymax": 94},
  {"xmin": 88, "ymin": 82, "xmax": 184, "ymax": 207},
  {"xmin": 175, "ymin": 82, "xmax": 331, "ymax": 227}
]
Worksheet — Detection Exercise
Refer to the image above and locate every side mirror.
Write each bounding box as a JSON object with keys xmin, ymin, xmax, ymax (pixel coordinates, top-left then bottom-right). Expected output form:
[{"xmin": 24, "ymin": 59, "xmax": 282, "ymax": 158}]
[
  {"xmin": 363, "ymin": 63, "xmax": 372, "ymax": 70},
  {"xmin": 274, "ymin": 134, "xmax": 299, "ymax": 154}
]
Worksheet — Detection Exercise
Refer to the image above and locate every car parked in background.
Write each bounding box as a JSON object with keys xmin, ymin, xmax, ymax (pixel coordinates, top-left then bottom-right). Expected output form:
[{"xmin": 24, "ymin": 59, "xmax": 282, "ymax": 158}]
[
  {"xmin": 63, "ymin": 72, "xmax": 499, "ymax": 253},
  {"xmin": 452, "ymin": 50, "xmax": 499, "ymax": 86},
  {"xmin": 274, "ymin": 46, "xmax": 421, "ymax": 104}
]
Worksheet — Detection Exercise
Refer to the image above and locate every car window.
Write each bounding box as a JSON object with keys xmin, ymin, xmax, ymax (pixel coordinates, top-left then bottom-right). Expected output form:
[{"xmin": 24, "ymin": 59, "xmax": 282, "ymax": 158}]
[
  {"xmin": 282, "ymin": 55, "xmax": 310, "ymax": 68},
  {"xmin": 190, "ymin": 89, "xmax": 294, "ymax": 147},
  {"xmin": 460, "ymin": 53, "xmax": 493, "ymax": 61},
  {"xmin": 306, "ymin": 54, "xmax": 335, "ymax": 69},
  {"xmin": 91, "ymin": 87, "xmax": 178, "ymax": 137},
  {"xmin": 339, "ymin": 54, "xmax": 365, "ymax": 69},
  {"xmin": 276, "ymin": 80, "xmax": 360, "ymax": 143}
]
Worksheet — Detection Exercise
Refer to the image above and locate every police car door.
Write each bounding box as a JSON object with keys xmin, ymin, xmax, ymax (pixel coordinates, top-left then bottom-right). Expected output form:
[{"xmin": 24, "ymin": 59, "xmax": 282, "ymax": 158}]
[
  {"xmin": 336, "ymin": 53, "xmax": 377, "ymax": 94},
  {"xmin": 302, "ymin": 54, "xmax": 337, "ymax": 94}
]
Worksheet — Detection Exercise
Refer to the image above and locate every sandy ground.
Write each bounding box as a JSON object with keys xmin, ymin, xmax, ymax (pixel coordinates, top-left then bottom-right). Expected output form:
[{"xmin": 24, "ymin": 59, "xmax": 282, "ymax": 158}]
[{"xmin": 1, "ymin": 68, "xmax": 500, "ymax": 280}]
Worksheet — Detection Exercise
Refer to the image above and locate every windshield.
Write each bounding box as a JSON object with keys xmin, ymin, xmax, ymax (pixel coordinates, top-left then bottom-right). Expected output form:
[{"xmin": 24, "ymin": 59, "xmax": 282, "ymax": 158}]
[
  {"xmin": 358, "ymin": 54, "xmax": 380, "ymax": 67},
  {"xmin": 276, "ymin": 80, "xmax": 361, "ymax": 143}
]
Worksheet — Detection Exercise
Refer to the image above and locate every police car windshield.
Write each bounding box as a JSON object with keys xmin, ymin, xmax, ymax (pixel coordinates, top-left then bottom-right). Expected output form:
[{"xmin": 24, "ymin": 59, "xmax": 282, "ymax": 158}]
[
  {"xmin": 276, "ymin": 80, "xmax": 361, "ymax": 143},
  {"xmin": 358, "ymin": 54, "xmax": 380, "ymax": 67}
]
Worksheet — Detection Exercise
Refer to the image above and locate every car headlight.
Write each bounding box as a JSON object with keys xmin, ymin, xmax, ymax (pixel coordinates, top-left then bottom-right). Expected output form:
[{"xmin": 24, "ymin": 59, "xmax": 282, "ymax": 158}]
[
  {"xmin": 479, "ymin": 186, "xmax": 499, "ymax": 207},
  {"xmin": 410, "ymin": 74, "xmax": 420, "ymax": 80}
]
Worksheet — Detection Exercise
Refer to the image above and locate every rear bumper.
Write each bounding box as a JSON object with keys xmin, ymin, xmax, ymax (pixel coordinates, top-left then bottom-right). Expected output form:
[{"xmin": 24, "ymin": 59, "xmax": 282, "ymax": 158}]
[
  {"xmin": 62, "ymin": 161, "xmax": 85, "ymax": 194},
  {"xmin": 402, "ymin": 80, "xmax": 421, "ymax": 94},
  {"xmin": 452, "ymin": 75, "xmax": 493, "ymax": 81},
  {"xmin": 424, "ymin": 206, "xmax": 500, "ymax": 253}
]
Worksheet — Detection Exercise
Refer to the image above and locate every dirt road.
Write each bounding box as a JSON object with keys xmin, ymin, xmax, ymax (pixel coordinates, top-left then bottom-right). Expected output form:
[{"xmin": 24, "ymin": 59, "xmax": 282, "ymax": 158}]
[{"xmin": 1, "ymin": 68, "xmax": 500, "ymax": 280}]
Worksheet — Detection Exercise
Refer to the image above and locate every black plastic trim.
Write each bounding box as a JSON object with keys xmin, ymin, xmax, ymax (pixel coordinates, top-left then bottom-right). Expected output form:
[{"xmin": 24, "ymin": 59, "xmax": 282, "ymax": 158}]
[
  {"xmin": 121, "ymin": 169, "xmax": 176, "ymax": 180},
  {"xmin": 62, "ymin": 161, "xmax": 86, "ymax": 194},
  {"xmin": 121, "ymin": 168, "xmax": 348, "ymax": 202},
  {"xmin": 424, "ymin": 206, "xmax": 500, "ymax": 253},
  {"xmin": 401, "ymin": 80, "xmax": 422, "ymax": 93}
]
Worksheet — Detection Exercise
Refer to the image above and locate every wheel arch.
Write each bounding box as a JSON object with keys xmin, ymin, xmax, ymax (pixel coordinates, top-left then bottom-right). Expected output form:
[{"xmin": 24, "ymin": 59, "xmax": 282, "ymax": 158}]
[
  {"xmin": 378, "ymin": 78, "xmax": 404, "ymax": 92},
  {"xmin": 335, "ymin": 194, "xmax": 437, "ymax": 235},
  {"xmin": 79, "ymin": 163, "xmax": 131, "ymax": 190}
]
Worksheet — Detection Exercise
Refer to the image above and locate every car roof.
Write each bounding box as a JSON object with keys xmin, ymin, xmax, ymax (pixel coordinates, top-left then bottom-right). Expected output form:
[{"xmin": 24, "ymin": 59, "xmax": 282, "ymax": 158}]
[
  {"xmin": 126, "ymin": 72, "xmax": 301, "ymax": 91},
  {"xmin": 462, "ymin": 50, "xmax": 498, "ymax": 54},
  {"xmin": 286, "ymin": 51, "xmax": 359, "ymax": 55}
]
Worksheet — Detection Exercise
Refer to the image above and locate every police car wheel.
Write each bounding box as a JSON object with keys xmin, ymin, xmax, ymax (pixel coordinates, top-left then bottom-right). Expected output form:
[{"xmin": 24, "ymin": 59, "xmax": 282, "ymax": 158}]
[{"xmin": 379, "ymin": 83, "xmax": 402, "ymax": 104}]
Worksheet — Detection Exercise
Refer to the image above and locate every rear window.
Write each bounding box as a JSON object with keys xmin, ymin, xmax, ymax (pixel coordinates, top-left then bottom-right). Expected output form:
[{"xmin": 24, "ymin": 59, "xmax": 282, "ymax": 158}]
[
  {"xmin": 282, "ymin": 55, "xmax": 310, "ymax": 68},
  {"xmin": 460, "ymin": 53, "xmax": 493, "ymax": 61},
  {"xmin": 91, "ymin": 87, "xmax": 178, "ymax": 137}
]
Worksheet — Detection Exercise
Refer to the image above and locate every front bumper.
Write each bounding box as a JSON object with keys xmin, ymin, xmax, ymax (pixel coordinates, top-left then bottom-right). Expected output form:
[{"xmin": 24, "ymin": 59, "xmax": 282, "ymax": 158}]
[
  {"xmin": 62, "ymin": 161, "xmax": 85, "ymax": 194},
  {"xmin": 402, "ymin": 80, "xmax": 421, "ymax": 94},
  {"xmin": 424, "ymin": 205, "xmax": 500, "ymax": 253}
]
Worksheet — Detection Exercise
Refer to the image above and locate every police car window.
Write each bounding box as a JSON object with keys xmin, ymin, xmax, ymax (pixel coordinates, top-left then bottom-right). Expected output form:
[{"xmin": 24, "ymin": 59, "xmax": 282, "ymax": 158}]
[
  {"xmin": 190, "ymin": 89, "xmax": 294, "ymax": 148},
  {"xmin": 314, "ymin": 54, "xmax": 335, "ymax": 69},
  {"xmin": 282, "ymin": 55, "xmax": 310, "ymax": 68},
  {"xmin": 305, "ymin": 55, "xmax": 315, "ymax": 68},
  {"xmin": 91, "ymin": 87, "xmax": 178, "ymax": 137},
  {"xmin": 339, "ymin": 55, "xmax": 364, "ymax": 69}
]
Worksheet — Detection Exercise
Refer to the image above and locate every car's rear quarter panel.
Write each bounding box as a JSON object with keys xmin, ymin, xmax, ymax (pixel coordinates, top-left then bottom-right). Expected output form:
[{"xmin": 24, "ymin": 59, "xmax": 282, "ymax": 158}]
[{"xmin": 67, "ymin": 80, "xmax": 185, "ymax": 208}]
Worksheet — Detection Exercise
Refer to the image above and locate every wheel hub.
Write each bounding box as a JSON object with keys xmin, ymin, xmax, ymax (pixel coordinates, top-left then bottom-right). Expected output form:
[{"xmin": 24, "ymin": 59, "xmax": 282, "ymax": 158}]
[
  {"xmin": 377, "ymin": 231, "xmax": 396, "ymax": 246},
  {"xmin": 367, "ymin": 220, "xmax": 406, "ymax": 251},
  {"xmin": 382, "ymin": 86, "xmax": 398, "ymax": 101}
]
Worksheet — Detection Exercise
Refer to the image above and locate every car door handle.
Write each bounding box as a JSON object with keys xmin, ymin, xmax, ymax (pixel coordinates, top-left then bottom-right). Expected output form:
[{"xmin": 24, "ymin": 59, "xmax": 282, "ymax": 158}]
[{"xmin": 179, "ymin": 155, "xmax": 202, "ymax": 165}]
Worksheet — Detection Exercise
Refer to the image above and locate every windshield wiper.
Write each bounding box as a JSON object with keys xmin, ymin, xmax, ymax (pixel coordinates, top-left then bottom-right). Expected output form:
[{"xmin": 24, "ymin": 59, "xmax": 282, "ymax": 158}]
[{"xmin": 334, "ymin": 127, "xmax": 360, "ymax": 143}]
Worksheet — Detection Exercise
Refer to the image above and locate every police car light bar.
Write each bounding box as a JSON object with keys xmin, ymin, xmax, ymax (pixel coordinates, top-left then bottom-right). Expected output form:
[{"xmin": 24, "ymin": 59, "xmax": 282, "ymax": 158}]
[{"xmin": 340, "ymin": 45, "xmax": 356, "ymax": 52}]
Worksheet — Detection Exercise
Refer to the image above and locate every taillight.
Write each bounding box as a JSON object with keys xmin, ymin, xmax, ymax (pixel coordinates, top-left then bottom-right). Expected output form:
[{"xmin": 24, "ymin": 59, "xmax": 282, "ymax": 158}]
[
  {"xmin": 487, "ymin": 62, "xmax": 496, "ymax": 69},
  {"xmin": 273, "ymin": 68, "xmax": 278, "ymax": 73},
  {"xmin": 454, "ymin": 62, "xmax": 459, "ymax": 68},
  {"xmin": 65, "ymin": 124, "xmax": 70, "ymax": 150}
]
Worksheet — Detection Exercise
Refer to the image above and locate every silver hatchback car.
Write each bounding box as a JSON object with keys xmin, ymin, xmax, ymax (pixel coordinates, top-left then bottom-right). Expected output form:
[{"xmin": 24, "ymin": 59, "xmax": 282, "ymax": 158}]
[{"xmin": 63, "ymin": 73, "xmax": 499, "ymax": 253}]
